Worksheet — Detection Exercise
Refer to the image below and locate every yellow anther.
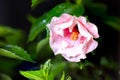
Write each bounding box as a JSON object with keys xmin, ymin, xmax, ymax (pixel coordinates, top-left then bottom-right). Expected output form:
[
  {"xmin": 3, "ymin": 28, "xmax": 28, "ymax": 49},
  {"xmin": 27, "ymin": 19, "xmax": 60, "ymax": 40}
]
[{"xmin": 70, "ymin": 32, "xmax": 79, "ymax": 41}]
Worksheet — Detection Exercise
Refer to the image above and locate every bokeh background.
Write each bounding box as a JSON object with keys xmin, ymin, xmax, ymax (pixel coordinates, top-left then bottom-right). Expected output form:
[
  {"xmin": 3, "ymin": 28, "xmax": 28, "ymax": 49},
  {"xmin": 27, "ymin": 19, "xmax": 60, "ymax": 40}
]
[{"xmin": 0, "ymin": 0, "xmax": 119, "ymax": 80}]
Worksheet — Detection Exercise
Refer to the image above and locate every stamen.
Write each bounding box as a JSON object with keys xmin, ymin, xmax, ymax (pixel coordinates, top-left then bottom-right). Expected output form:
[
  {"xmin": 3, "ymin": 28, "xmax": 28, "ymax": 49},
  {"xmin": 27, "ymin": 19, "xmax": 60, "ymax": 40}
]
[
  {"xmin": 70, "ymin": 25, "xmax": 79, "ymax": 41},
  {"xmin": 70, "ymin": 32, "xmax": 79, "ymax": 41}
]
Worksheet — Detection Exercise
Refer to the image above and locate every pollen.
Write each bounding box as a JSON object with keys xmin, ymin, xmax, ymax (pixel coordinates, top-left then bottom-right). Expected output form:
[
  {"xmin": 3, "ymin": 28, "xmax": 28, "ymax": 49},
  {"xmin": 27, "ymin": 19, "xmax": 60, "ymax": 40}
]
[{"xmin": 70, "ymin": 31, "xmax": 79, "ymax": 41}]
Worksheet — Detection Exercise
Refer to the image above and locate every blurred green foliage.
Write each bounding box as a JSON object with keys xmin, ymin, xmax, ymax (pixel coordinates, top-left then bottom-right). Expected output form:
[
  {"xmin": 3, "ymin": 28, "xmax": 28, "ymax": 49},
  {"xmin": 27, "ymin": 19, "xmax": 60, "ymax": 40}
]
[{"xmin": 0, "ymin": 0, "xmax": 119, "ymax": 80}]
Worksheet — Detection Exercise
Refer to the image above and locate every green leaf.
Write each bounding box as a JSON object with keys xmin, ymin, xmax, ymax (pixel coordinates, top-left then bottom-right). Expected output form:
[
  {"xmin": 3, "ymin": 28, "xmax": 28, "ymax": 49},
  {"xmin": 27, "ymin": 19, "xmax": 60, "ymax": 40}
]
[
  {"xmin": 104, "ymin": 16, "xmax": 120, "ymax": 31},
  {"xmin": 5, "ymin": 30, "xmax": 25, "ymax": 45},
  {"xmin": 42, "ymin": 59, "xmax": 51, "ymax": 70},
  {"xmin": 28, "ymin": 14, "xmax": 47, "ymax": 42},
  {"xmin": 0, "ymin": 25, "xmax": 26, "ymax": 46},
  {"xmin": 41, "ymin": 59, "xmax": 52, "ymax": 79},
  {"xmin": 75, "ymin": 0, "xmax": 82, "ymax": 5},
  {"xmin": 51, "ymin": 62, "xmax": 67, "ymax": 76},
  {"xmin": 0, "ymin": 59, "xmax": 21, "ymax": 77},
  {"xmin": 0, "ymin": 45, "xmax": 35, "ymax": 63},
  {"xmin": 31, "ymin": 0, "xmax": 45, "ymax": 9},
  {"xmin": 60, "ymin": 72, "xmax": 71, "ymax": 80},
  {"xmin": 27, "ymin": 14, "xmax": 37, "ymax": 24},
  {"xmin": 28, "ymin": 2, "xmax": 84, "ymax": 42},
  {"xmin": 46, "ymin": 2, "xmax": 84, "ymax": 18},
  {"xmin": 60, "ymin": 72, "xmax": 65, "ymax": 80},
  {"xmin": 0, "ymin": 25, "xmax": 15, "ymax": 37},
  {"xmin": 36, "ymin": 38, "xmax": 49, "ymax": 53},
  {"xmin": 20, "ymin": 59, "xmax": 54, "ymax": 80},
  {"xmin": 20, "ymin": 70, "xmax": 44, "ymax": 80},
  {"xmin": 47, "ymin": 73, "xmax": 54, "ymax": 80},
  {"xmin": 0, "ymin": 73, "xmax": 12, "ymax": 80},
  {"xmin": 66, "ymin": 76, "xmax": 72, "ymax": 80}
]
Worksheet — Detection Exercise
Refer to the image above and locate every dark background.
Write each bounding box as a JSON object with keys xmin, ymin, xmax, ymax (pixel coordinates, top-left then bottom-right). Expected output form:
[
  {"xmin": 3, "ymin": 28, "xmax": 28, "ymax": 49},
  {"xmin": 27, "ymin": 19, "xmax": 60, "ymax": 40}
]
[{"xmin": 0, "ymin": 0, "xmax": 119, "ymax": 79}]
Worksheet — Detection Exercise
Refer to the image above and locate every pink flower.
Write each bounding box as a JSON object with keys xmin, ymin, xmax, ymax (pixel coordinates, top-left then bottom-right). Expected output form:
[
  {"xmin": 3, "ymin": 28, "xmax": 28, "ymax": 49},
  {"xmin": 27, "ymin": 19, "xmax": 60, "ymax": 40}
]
[{"xmin": 47, "ymin": 13, "xmax": 99, "ymax": 62}]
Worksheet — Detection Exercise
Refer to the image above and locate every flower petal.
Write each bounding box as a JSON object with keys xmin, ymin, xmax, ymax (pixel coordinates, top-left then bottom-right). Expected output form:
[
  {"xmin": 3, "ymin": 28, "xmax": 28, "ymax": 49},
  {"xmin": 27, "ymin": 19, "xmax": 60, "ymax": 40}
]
[
  {"xmin": 78, "ymin": 16, "xmax": 99, "ymax": 38},
  {"xmin": 62, "ymin": 54, "xmax": 86, "ymax": 62},
  {"xmin": 86, "ymin": 39, "xmax": 98, "ymax": 53}
]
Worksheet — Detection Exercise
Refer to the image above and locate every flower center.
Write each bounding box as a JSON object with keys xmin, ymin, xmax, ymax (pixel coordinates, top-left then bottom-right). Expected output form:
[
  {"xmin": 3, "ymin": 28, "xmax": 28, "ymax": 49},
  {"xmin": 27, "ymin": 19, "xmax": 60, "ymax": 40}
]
[
  {"xmin": 70, "ymin": 32, "xmax": 79, "ymax": 41},
  {"xmin": 70, "ymin": 25, "xmax": 79, "ymax": 41}
]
